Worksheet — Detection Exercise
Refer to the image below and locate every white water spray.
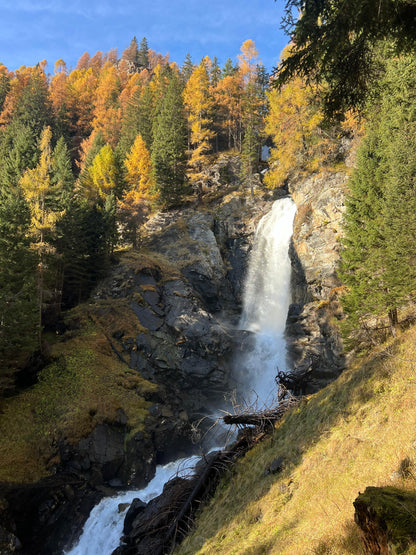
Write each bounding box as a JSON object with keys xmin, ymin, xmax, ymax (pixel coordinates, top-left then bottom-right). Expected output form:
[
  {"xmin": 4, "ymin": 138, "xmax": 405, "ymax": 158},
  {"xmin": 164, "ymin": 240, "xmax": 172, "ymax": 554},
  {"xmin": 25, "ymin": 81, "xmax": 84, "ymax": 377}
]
[
  {"xmin": 236, "ymin": 197, "xmax": 297, "ymax": 407},
  {"xmin": 65, "ymin": 455, "xmax": 200, "ymax": 555},
  {"xmin": 64, "ymin": 197, "xmax": 296, "ymax": 554}
]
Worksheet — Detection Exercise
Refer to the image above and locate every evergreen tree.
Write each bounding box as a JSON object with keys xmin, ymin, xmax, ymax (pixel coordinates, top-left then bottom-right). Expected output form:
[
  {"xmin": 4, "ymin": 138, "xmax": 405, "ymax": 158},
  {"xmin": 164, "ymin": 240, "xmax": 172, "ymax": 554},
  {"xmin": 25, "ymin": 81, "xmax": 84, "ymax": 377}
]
[
  {"xmin": 210, "ymin": 56, "xmax": 221, "ymax": 86},
  {"xmin": 152, "ymin": 72, "xmax": 188, "ymax": 206},
  {"xmin": 339, "ymin": 53, "xmax": 416, "ymax": 341},
  {"xmin": 50, "ymin": 136, "xmax": 74, "ymax": 211},
  {"xmin": 56, "ymin": 199, "xmax": 113, "ymax": 306},
  {"xmin": 118, "ymin": 83, "xmax": 154, "ymax": 157},
  {"xmin": 14, "ymin": 67, "xmax": 52, "ymax": 138},
  {"xmin": 339, "ymin": 125, "xmax": 387, "ymax": 334},
  {"xmin": 222, "ymin": 58, "xmax": 238, "ymax": 78},
  {"xmin": 0, "ymin": 121, "xmax": 38, "ymax": 189},
  {"xmin": 138, "ymin": 37, "xmax": 150, "ymax": 70},
  {"xmin": 0, "ymin": 183, "xmax": 37, "ymax": 363},
  {"xmin": 0, "ymin": 69, "xmax": 10, "ymax": 114},
  {"xmin": 181, "ymin": 53, "xmax": 195, "ymax": 82},
  {"xmin": 277, "ymin": 0, "xmax": 416, "ymax": 116}
]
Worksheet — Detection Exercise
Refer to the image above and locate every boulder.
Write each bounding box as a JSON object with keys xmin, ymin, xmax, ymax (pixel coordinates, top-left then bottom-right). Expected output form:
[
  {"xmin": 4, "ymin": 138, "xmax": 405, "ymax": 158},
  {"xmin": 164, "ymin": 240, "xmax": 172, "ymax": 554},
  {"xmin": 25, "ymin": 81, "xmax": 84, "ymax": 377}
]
[{"xmin": 354, "ymin": 486, "xmax": 416, "ymax": 554}]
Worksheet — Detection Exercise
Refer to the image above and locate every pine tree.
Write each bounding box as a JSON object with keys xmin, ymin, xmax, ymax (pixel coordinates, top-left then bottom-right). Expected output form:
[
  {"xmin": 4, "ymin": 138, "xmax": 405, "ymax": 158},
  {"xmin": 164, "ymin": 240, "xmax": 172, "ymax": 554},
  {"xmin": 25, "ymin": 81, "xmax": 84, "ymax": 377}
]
[
  {"xmin": 14, "ymin": 66, "xmax": 52, "ymax": 138},
  {"xmin": 138, "ymin": 37, "xmax": 150, "ymax": 70},
  {"xmin": 152, "ymin": 72, "xmax": 188, "ymax": 206},
  {"xmin": 181, "ymin": 53, "xmax": 195, "ymax": 82},
  {"xmin": 339, "ymin": 52, "xmax": 416, "ymax": 341}
]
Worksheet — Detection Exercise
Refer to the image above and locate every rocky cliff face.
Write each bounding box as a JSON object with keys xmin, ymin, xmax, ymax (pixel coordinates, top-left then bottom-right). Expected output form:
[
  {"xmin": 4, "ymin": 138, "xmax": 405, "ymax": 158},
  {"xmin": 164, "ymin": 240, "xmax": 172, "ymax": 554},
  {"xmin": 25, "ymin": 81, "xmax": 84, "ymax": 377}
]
[
  {"xmin": 286, "ymin": 170, "xmax": 348, "ymax": 392},
  {"xmin": 92, "ymin": 191, "xmax": 278, "ymax": 417}
]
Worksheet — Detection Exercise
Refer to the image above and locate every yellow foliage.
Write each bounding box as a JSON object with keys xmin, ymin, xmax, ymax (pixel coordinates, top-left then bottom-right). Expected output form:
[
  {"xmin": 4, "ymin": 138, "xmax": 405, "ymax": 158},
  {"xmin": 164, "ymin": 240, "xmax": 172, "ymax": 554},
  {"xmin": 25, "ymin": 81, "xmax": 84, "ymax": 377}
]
[
  {"xmin": 265, "ymin": 76, "xmax": 330, "ymax": 188},
  {"xmin": 238, "ymin": 39, "xmax": 261, "ymax": 85},
  {"xmin": 124, "ymin": 133, "xmax": 155, "ymax": 197},
  {"xmin": 183, "ymin": 59, "xmax": 215, "ymax": 189},
  {"xmin": 213, "ymin": 74, "xmax": 243, "ymax": 150},
  {"xmin": 83, "ymin": 144, "xmax": 117, "ymax": 199},
  {"xmin": 91, "ymin": 63, "xmax": 121, "ymax": 147},
  {"xmin": 20, "ymin": 126, "xmax": 63, "ymax": 241}
]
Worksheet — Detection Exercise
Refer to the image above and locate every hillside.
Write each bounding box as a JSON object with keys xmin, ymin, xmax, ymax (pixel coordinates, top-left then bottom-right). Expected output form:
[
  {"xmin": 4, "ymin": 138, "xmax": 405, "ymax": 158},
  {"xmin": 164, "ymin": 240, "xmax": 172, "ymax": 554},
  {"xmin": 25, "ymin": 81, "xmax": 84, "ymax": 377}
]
[{"xmin": 177, "ymin": 323, "xmax": 416, "ymax": 554}]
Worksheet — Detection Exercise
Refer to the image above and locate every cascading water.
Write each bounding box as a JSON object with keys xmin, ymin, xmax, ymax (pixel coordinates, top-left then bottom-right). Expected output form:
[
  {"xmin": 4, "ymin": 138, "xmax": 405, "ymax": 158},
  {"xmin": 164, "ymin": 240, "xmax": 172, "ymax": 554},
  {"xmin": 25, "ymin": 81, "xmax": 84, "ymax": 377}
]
[
  {"xmin": 64, "ymin": 197, "xmax": 296, "ymax": 555},
  {"xmin": 65, "ymin": 455, "xmax": 201, "ymax": 555},
  {"xmin": 235, "ymin": 196, "xmax": 297, "ymax": 407}
]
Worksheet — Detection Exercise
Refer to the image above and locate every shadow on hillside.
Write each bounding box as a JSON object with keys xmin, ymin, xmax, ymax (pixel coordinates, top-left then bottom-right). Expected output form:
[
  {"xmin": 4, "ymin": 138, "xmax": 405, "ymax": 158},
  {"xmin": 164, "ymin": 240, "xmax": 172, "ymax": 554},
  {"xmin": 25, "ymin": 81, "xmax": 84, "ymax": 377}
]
[{"xmin": 181, "ymin": 341, "xmax": 400, "ymax": 553}]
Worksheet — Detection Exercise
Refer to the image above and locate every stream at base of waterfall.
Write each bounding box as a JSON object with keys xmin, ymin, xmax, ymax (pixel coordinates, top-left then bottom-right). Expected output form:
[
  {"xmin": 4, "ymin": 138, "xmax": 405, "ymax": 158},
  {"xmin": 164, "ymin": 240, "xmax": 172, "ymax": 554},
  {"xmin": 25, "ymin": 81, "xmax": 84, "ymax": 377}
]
[{"xmin": 65, "ymin": 197, "xmax": 297, "ymax": 555}]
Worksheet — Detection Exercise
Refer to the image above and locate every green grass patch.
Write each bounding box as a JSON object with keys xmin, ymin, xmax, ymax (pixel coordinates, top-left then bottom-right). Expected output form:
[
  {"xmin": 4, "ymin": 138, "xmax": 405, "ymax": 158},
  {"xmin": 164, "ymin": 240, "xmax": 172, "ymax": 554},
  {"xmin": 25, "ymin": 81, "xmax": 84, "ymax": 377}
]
[
  {"xmin": 177, "ymin": 325, "xmax": 416, "ymax": 554},
  {"xmin": 0, "ymin": 308, "xmax": 157, "ymax": 484}
]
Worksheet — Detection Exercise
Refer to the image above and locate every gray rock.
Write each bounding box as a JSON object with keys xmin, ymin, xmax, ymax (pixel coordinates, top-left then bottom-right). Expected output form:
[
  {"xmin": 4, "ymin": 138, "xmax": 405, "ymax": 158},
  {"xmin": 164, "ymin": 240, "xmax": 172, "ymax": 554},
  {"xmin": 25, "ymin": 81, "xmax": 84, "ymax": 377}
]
[
  {"xmin": 130, "ymin": 302, "xmax": 164, "ymax": 331},
  {"xmin": 264, "ymin": 456, "xmax": 285, "ymax": 476}
]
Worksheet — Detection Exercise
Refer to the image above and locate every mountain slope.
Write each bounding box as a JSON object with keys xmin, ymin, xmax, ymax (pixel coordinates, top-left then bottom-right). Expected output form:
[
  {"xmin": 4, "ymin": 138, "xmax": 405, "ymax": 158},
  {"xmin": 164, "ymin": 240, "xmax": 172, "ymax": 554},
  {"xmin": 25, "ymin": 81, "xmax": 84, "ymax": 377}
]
[{"xmin": 177, "ymin": 324, "xmax": 416, "ymax": 554}]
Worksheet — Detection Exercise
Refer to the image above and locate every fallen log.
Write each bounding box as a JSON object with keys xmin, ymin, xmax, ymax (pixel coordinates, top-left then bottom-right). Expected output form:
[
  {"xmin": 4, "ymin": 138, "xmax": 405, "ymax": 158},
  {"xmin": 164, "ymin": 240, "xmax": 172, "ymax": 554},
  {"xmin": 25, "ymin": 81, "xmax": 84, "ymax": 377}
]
[{"xmin": 223, "ymin": 397, "xmax": 299, "ymax": 428}]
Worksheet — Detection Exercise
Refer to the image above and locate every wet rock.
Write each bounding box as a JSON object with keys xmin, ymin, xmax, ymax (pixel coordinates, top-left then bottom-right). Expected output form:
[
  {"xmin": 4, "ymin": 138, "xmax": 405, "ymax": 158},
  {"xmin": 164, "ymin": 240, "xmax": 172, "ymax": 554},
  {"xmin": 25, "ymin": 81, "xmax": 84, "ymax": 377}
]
[
  {"xmin": 77, "ymin": 424, "xmax": 125, "ymax": 481},
  {"xmin": 0, "ymin": 476, "xmax": 103, "ymax": 555},
  {"xmin": 123, "ymin": 498, "xmax": 146, "ymax": 536}
]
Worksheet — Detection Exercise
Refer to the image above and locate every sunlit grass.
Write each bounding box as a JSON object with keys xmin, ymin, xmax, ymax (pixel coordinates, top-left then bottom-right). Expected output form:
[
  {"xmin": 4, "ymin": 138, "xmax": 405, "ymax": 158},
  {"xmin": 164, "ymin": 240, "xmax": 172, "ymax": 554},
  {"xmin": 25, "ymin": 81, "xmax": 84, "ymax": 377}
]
[{"xmin": 177, "ymin": 325, "xmax": 416, "ymax": 554}]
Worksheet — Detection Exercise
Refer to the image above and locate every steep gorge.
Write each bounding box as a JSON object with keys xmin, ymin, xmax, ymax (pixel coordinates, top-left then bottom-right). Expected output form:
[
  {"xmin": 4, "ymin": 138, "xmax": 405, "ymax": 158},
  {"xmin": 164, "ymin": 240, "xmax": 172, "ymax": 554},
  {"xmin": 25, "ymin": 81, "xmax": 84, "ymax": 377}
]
[{"xmin": 0, "ymin": 164, "xmax": 349, "ymax": 554}]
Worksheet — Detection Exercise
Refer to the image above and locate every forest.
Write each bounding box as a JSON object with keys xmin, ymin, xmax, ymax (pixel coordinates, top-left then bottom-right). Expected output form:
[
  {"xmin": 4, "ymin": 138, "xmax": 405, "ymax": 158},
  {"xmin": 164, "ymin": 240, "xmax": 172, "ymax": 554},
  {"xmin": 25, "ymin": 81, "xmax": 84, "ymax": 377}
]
[
  {"xmin": 0, "ymin": 37, "xmax": 273, "ymax": 374},
  {"xmin": 0, "ymin": 33, "xmax": 362, "ymax": 378}
]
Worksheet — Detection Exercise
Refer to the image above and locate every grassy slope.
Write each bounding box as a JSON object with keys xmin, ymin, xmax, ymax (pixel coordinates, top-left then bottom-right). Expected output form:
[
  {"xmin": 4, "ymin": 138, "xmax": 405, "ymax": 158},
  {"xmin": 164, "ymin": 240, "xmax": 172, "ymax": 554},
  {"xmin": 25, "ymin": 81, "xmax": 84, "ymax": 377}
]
[
  {"xmin": 177, "ymin": 325, "xmax": 416, "ymax": 555},
  {"xmin": 0, "ymin": 299, "xmax": 157, "ymax": 484}
]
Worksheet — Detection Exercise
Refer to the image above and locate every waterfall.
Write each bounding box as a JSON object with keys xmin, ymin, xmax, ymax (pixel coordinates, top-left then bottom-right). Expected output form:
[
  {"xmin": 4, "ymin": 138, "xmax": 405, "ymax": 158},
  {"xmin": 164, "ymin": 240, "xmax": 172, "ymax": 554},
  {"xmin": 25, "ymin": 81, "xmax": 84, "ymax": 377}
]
[
  {"xmin": 236, "ymin": 196, "xmax": 297, "ymax": 407},
  {"xmin": 64, "ymin": 197, "xmax": 296, "ymax": 554},
  {"xmin": 65, "ymin": 455, "xmax": 201, "ymax": 555}
]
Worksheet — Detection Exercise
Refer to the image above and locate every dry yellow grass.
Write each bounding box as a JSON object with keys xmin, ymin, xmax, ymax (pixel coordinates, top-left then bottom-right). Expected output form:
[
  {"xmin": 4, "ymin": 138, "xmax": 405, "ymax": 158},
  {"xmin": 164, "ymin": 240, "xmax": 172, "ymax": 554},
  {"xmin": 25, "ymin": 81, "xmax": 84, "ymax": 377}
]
[{"xmin": 177, "ymin": 325, "xmax": 416, "ymax": 555}]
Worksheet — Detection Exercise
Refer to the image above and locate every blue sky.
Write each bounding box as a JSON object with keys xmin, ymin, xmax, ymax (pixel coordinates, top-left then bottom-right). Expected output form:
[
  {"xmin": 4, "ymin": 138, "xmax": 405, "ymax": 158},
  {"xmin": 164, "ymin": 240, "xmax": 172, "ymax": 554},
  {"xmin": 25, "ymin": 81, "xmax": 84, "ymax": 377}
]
[{"xmin": 0, "ymin": 0, "xmax": 289, "ymax": 74}]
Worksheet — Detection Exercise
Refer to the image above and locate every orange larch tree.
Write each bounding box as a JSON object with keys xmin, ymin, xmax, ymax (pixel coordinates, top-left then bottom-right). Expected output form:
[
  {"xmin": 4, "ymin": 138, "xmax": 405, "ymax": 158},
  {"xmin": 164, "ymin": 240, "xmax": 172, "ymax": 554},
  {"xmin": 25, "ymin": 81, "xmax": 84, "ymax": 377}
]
[
  {"xmin": 119, "ymin": 133, "xmax": 156, "ymax": 247},
  {"xmin": 183, "ymin": 57, "xmax": 215, "ymax": 194},
  {"xmin": 91, "ymin": 62, "xmax": 121, "ymax": 147}
]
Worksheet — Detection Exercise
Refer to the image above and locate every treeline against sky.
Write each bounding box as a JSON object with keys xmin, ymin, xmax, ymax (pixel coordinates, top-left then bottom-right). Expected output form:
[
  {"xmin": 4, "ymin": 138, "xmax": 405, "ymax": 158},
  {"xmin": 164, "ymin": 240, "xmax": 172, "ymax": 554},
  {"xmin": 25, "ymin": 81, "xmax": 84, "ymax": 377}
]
[{"xmin": 0, "ymin": 37, "xmax": 273, "ymax": 364}]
